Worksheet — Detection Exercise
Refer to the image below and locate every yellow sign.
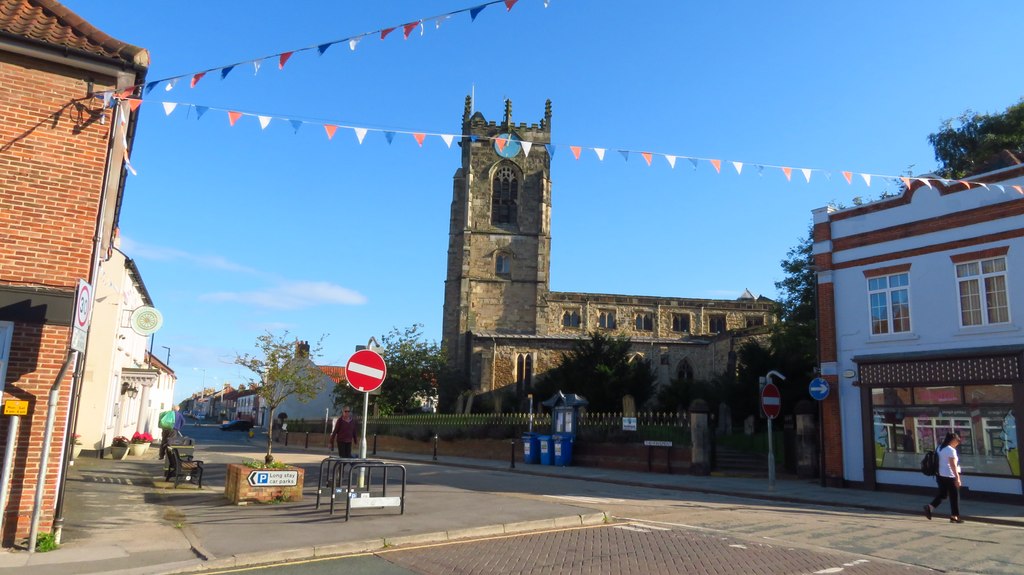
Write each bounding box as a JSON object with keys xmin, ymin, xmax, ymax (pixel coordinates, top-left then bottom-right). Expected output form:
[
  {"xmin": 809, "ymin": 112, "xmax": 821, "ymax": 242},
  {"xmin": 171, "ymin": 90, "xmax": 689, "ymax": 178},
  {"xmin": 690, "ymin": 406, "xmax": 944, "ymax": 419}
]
[{"xmin": 3, "ymin": 400, "xmax": 29, "ymax": 416}]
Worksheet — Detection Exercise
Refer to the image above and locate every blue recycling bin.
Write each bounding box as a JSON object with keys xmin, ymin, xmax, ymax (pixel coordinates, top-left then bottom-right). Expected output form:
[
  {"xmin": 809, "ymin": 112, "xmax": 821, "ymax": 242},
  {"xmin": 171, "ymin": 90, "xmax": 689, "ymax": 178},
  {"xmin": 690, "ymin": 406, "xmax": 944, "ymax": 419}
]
[
  {"xmin": 522, "ymin": 433, "xmax": 540, "ymax": 464},
  {"xmin": 552, "ymin": 433, "xmax": 574, "ymax": 466},
  {"xmin": 537, "ymin": 435, "xmax": 553, "ymax": 465}
]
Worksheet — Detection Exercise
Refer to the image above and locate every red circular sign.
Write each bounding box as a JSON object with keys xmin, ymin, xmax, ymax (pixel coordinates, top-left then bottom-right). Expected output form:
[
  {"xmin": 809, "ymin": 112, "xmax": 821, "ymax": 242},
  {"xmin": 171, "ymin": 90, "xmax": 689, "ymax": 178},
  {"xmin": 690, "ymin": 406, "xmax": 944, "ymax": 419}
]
[
  {"xmin": 761, "ymin": 382, "xmax": 781, "ymax": 419},
  {"xmin": 345, "ymin": 349, "xmax": 387, "ymax": 393}
]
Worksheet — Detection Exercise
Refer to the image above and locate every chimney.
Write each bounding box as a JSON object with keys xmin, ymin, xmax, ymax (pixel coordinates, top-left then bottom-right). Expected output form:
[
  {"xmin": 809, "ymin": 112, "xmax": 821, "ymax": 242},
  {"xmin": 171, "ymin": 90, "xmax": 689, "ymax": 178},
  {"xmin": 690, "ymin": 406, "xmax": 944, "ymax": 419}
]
[{"xmin": 295, "ymin": 340, "xmax": 310, "ymax": 358}]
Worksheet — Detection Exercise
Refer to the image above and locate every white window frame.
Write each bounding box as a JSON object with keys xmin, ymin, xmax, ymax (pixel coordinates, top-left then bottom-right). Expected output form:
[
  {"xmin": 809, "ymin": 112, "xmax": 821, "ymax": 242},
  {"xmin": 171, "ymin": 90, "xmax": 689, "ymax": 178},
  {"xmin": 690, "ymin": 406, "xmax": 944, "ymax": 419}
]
[
  {"xmin": 0, "ymin": 321, "xmax": 12, "ymax": 395},
  {"xmin": 956, "ymin": 256, "xmax": 1010, "ymax": 327},
  {"xmin": 867, "ymin": 272, "xmax": 911, "ymax": 335}
]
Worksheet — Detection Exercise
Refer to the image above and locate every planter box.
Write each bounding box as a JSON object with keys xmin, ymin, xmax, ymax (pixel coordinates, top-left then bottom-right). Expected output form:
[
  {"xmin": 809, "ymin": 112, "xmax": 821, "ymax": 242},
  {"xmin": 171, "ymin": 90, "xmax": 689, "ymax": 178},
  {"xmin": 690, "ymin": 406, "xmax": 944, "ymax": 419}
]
[{"xmin": 225, "ymin": 463, "xmax": 304, "ymax": 505}]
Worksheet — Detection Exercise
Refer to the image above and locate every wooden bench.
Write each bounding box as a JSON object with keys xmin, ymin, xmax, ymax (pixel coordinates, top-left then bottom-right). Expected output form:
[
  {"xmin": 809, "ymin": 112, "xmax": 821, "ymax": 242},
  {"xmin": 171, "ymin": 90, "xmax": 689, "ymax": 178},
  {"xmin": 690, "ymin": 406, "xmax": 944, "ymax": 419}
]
[{"xmin": 166, "ymin": 446, "xmax": 204, "ymax": 488}]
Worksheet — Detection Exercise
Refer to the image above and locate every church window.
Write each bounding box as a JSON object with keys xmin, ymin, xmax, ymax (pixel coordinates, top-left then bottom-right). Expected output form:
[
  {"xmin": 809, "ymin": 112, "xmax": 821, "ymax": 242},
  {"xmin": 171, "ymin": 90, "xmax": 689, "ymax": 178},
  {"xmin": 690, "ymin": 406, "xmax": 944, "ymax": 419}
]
[
  {"xmin": 708, "ymin": 314, "xmax": 727, "ymax": 333},
  {"xmin": 495, "ymin": 253, "xmax": 511, "ymax": 276},
  {"xmin": 677, "ymin": 359, "xmax": 694, "ymax": 382},
  {"xmin": 671, "ymin": 313, "xmax": 690, "ymax": 333},
  {"xmin": 562, "ymin": 309, "xmax": 580, "ymax": 328},
  {"xmin": 599, "ymin": 310, "xmax": 617, "ymax": 329},
  {"xmin": 516, "ymin": 353, "xmax": 533, "ymax": 390},
  {"xmin": 746, "ymin": 316, "xmax": 764, "ymax": 328},
  {"xmin": 634, "ymin": 313, "xmax": 653, "ymax": 331},
  {"xmin": 491, "ymin": 165, "xmax": 518, "ymax": 225}
]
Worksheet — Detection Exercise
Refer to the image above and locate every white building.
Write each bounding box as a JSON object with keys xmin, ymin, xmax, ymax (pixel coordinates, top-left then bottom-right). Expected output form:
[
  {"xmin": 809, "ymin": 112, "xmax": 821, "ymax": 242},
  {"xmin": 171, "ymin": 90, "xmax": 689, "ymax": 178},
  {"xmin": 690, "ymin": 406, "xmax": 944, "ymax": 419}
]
[{"xmin": 814, "ymin": 156, "xmax": 1023, "ymax": 498}]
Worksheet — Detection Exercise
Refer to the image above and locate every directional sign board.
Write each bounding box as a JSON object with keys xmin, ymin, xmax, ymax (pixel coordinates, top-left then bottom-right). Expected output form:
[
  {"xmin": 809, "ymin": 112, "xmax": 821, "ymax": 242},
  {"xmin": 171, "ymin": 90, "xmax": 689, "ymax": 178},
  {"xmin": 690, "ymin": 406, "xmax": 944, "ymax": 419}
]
[
  {"xmin": 761, "ymin": 382, "xmax": 781, "ymax": 419},
  {"xmin": 345, "ymin": 349, "xmax": 387, "ymax": 393},
  {"xmin": 809, "ymin": 377, "xmax": 830, "ymax": 401},
  {"xmin": 247, "ymin": 469, "xmax": 298, "ymax": 487}
]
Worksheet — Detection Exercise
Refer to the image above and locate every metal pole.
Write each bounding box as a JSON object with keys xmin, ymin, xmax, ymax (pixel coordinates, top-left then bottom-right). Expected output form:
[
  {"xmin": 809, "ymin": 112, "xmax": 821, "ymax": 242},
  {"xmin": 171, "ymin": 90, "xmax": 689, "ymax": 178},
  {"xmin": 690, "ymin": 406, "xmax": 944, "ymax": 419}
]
[
  {"xmin": 528, "ymin": 394, "xmax": 534, "ymax": 433},
  {"xmin": 0, "ymin": 415, "xmax": 20, "ymax": 538},
  {"xmin": 767, "ymin": 416, "xmax": 775, "ymax": 490}
]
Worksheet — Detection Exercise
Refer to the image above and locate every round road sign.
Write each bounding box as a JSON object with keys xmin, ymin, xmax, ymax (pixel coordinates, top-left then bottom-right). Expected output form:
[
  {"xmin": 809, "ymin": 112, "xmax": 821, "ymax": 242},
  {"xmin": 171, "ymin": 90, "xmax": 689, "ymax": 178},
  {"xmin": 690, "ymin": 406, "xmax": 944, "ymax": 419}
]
[
  {"xmin": 345, "ymin": 349, "xmax": 387, "ymax": 393},
  {"xmin": 761, "ymin": 382, "xmax": 781, "ymax": 419}
]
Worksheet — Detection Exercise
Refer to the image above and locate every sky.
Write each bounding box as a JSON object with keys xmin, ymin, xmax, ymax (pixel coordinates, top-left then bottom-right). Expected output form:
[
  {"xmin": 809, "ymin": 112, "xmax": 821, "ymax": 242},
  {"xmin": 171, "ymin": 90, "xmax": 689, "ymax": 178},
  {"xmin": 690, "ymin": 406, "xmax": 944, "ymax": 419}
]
[{"xmin": 61, "ymin": 1, "xmax": 1024, "ymax": 402}]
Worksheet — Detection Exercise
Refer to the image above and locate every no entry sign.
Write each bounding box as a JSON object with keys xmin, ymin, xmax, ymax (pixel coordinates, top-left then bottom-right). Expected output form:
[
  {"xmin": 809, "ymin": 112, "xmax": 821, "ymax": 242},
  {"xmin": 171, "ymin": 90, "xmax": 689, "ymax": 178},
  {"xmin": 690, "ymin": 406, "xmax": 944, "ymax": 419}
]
[
  {"xmin": 761, "ymin": 382, "xmax": 781, "ymax": 419},
  {"xmin": 345, "ymin": 349, "xmax": 387, "ymax": 393}
]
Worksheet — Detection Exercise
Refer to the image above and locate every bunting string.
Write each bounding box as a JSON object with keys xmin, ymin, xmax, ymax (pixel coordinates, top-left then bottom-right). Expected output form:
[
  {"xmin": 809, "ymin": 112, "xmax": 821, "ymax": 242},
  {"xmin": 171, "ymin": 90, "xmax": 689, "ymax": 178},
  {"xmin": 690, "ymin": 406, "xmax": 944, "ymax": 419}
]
[
  {"xmin": 101, "ymin": 0, "xmax": 539, "ymax": 99},
  {"xmin": 118, "ymin": 96, "xmax": 1024, "ymax": 195}
]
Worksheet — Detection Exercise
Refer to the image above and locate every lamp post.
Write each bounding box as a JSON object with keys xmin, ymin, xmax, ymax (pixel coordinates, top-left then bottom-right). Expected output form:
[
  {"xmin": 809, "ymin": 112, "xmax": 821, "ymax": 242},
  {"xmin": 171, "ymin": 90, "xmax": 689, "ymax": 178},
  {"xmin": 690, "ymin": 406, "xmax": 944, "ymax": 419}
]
[{"xmin": 160, "ymin": 346, "xmax": 170, "ymax": 365}]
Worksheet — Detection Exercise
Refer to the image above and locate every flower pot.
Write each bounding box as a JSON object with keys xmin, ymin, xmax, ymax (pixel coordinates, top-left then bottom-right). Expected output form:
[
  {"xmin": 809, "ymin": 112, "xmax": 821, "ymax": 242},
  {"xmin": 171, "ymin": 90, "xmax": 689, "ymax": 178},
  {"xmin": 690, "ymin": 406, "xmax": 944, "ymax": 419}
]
[
  {"xmin": 129, "ymin": 443, "xmax": 149, "ymax": 456},
  {"xmin": 72, "ymin": 445, "xmax": 83, "ymax": 459},
  {"xmin": 110, "ymin": 445, "xmax": 129, "ymax": 460}
]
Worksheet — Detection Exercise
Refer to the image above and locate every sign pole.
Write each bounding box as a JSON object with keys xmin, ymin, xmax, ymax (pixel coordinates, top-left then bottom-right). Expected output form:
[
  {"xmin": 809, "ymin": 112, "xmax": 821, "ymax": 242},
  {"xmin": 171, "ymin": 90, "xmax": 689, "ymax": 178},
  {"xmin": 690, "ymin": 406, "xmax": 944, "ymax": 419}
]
[
  {"xmin": 762, "ymin": 370, "xmax": 786, "ymax": 491},
  {"xmin": 0, "ymin": 413, "xmax": 20, "ymax": 537}
]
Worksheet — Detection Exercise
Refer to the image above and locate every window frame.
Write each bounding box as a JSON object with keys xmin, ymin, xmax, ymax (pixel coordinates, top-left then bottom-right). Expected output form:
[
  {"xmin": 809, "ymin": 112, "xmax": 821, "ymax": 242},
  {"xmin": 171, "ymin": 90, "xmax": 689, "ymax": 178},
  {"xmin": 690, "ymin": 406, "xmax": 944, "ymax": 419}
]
[
  {"xmin": 495, "ymin": 253, "xmax": 511, "ymax": 277},
  {"xmin": 634, "ymin": 312, "xmax": 653, "ymax": 332},
  {"xmin": 955, "ymin": 255, "xmax": 1010, "ymax": 328},
  {"xmin": 561, "ymin": 309, "xmax": 581, "ymax": 328},
  {"xmin": 866, "ymin": 271, "xmax": 912, "ymax": 335},
  {"xmin": 708, "ymin": 314, "xmax": 726, "ymax": 334},
  {"xmin": 671, "ymin": 313, "xmax": 691, "ymax": 333},
  {"xmin": 491, "ymin": 164, "xmax": 519, "ymax": 225},
  {"xmin": 598, "ymin": 310, "xmax": 617, "ymax": 330}
]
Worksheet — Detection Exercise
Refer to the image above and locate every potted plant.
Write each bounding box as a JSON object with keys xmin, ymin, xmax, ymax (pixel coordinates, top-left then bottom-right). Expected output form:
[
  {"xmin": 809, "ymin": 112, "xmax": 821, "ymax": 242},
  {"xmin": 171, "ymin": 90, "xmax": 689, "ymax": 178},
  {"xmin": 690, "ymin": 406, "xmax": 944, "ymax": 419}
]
[
  {"xmin": 129, "ymin": 432, "xmax": 153, "ymax": 456},
  {"xmin": 71, "ymin": 434, "xmax": 83, "ymax": 459},
  {"xmin": 110, "ymin": 436, "xmax": 130, "ymax": 460}
]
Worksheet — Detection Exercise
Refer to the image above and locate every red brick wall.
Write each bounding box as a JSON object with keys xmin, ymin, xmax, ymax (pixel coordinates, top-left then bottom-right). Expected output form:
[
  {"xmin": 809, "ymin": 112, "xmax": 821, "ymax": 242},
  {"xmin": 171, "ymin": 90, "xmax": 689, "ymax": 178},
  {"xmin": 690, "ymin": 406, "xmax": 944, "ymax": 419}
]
[{"xmin": 0, "ymin": 52, "xmax": 116, "ymax": 546}]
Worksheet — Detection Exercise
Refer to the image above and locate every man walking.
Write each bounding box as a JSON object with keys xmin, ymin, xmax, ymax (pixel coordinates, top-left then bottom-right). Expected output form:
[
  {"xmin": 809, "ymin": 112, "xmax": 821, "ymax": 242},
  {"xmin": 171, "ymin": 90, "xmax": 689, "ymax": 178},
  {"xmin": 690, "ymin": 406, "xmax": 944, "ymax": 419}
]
[{"xmin": 329, "ymin": 406, "xmax": 359, "ymax": 458}]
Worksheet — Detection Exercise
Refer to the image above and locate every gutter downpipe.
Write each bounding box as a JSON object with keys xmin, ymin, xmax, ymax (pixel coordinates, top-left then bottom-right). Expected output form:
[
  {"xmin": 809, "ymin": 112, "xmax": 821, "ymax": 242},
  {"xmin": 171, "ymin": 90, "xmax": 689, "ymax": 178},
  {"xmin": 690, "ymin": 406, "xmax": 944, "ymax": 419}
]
[{"xmin": 27, "ymin": 350, "xmax": 77, "ymax": 553}]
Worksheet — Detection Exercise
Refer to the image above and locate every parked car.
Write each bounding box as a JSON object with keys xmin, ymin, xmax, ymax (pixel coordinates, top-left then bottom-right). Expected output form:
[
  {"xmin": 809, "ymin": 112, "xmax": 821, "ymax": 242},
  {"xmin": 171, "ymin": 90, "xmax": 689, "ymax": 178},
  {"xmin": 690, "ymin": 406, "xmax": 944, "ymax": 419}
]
[{"xmin": 219, "ymin": 420, "xmax": 254, "ymax": 432}]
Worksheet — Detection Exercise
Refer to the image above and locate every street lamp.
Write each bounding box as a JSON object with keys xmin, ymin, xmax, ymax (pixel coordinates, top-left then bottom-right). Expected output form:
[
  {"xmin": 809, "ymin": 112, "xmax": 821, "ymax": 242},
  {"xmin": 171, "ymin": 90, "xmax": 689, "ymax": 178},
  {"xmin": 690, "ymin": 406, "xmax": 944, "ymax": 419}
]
[{"xmin": 160, "ymin": 346, "xmax": 170, "ymax": 365}]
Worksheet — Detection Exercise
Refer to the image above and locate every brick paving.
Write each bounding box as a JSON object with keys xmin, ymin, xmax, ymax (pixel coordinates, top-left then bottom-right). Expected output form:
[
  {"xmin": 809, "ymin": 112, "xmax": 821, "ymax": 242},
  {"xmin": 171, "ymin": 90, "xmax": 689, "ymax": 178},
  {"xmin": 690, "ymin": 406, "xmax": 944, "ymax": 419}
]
[{"xmin": 377, "ymin": 523, "xmax": 935, "ymax": 575}]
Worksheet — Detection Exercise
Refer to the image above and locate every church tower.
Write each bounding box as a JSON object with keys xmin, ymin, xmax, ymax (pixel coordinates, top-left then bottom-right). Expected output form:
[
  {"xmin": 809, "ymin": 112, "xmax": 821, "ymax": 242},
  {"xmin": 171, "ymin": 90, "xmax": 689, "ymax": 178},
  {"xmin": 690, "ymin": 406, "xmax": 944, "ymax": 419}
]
[{"xmin": 442, "ymin": 97, "xmax": 553, "ymax": 386}]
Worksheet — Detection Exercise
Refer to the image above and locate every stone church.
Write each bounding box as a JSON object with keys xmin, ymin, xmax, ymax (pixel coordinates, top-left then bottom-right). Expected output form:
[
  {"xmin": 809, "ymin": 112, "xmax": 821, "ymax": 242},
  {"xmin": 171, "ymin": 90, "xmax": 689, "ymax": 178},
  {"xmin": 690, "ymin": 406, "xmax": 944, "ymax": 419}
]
[{"xmin": 441, "ymin": 98, "xmax": 774, "ymax": 402}]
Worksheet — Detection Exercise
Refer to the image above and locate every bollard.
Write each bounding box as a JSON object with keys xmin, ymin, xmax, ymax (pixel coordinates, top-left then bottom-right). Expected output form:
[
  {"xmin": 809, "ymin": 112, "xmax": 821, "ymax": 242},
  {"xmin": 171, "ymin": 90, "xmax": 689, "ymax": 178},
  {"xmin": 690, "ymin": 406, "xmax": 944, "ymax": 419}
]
[
  {"xmin": 432, "ymin": 434, "xmax": 438, "ymax": 461},
  {"xmin": 305, "ymin": 432, "xmax": 310, "ymax": 449},
  {"xmin": 372, "ymin": 433, "xmax": 378, "ymax": 455},
  {"xmin": 284, "ymin": 432, "xmax": 289, "ymax": 446},
  {"xmin": 509, "ymin": 440, "xmax": 516, "ymax": 469}
]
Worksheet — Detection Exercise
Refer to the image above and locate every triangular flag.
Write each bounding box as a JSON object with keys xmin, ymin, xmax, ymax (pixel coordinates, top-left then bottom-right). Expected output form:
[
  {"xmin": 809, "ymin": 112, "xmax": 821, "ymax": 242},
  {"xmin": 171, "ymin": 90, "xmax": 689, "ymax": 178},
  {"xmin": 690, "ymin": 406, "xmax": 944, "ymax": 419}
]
[
  {"xmin": 413, "ymin": 132, "xmax": 426, "ymax": 146},
  {"xmin": 403, "ymin": 21, "xmax": 420, "ymax": 39},
  {"xmin": 732, "ymin": 161, "xmax": 743, "ymax": 175},
  {"xmin": 469, "ymin": 135, "xmax": 479, "ymax": 142},
  {"xmin": 801, "ymin": 168, "xmax": 812, "ymax": 183},
  {"xmin": 118, "ymin": 87, "xmax": 135, "ymax": 99},
  {"xmin": 289, "ymin": 119, "xmax": 303, "ymax": 133},
  {"xmin": 917, "ymin": 178, "xmax": 932, "ymax": 189},
  {"xmin": 123, "ymin": 149, "xmax": 137, "ymax": 176},
  {"xmin": 665, "ymin": 155, "xmax": 676, "ymax": 169},
  {"xmin": 162, "ymin": 102, "xmax": 177, "ymax": 116},
  {"xmin": 688, "ymin": 158, "xmax": 699, "ymax": 170},
  {"xmin": 545, "ymin": 144, "xmax": 556, "ymax": 157},
  {"xmin": 570, "ymin": 146, "xmax": 582, "ymax": 160},
  {"xmin": 521, "ymin": 141, "xmax": 532, "ymax": 157},
  {"xmin": 994, "ymin": 185, "xmax": 1005, "ymax": 193},
  {"xmin": 441, "ymin": 134, "xmax": 455, "ymax": 148},
  {"xmin": 144, "ymin": 81, "xmax": 158, "ymax": 95},
  {"xmin": 253, "ymin": 59, "xmax": 262, "ymax": 75},
  {"xmin": 381, "ymin": 27, "xmax": 396, "ymax": 40},
  {"xmin": 279, "ymin": 52, "xmax": 293, "ymax": 70},
  {"xmin": 317, "ymin": 43, "xmax": 332, "ymax": 56},
  {"xmin": 228, "ymin": 111, "xmax": 243, "ymax": 126},
  {"xmin": 641, "ymin": 152, "xmax": 653, "ymax": 166},
  {"xmin": 979, "ymin": 183, "xmax": 990, "ymax": 190},
  {"xmin": 435, "ymin": 15, "xmax": 451, "ymax": 28},
  {"xmin": 126, "ymin": 98, "xmax": 142, "ymax": 111},
  {"xmin": 220, "ymin": 65, "xmax": 235, "ymax": 80},
  {"xmin": 195, "ymin": 105, "xmax": 209, "ymax": 120},
  {"xmin": 1013, "ymin": 185, "xmax": 1023, "ymax": 194},
  {"xmin": 324, "ymin": 124, "xmax": 338, "ymax": 140},
  {"xmin": 900, "ymin": 177, "xmax": 911, "ymax": 189},
  {"xmin": 861, "ymin": 173, "xmax": 872, "ymax": 187},
  {"xmin": 349, "ymin": 38, "xmax": 361, "ymax": 51},
  {"xmin": 384, "ymin": 131, "xmax": 396, "ymax": 145},
  {"xmin": 757, "ymin": 165, "xmax": 765, "ymax": 176},
  {"xmin": 619, "ymin": 150, "xmax": 629, "ymax": 162},
  {"xmin": 781, "ymin": 167, "xmax": 793, "ymax": 181},
  {"xmin": 354, "ymin": 127, "xmax": 367, "ymax": 144},
  {"xmin": 961, "ymin": 181, "xmax": 972, "ymax": 189},
  {"xmin": 190, "ymin": 72, "xmax": 206, "ymax": 88},
  {"xmin": 165, "ymin": 78, "xmax": 178, "ymax": 91},
  {"xmin": 842, "ymin": 171, "xmax": 852, "ymax": 184},
  {"xmin": 495, "ymin": 137, "xmax": 507, "ymax": 152},
  {"xmin": 505, "ymin": 0, "xmax": 520, "ymax": 10},
  {"xmin": 258, "ymin": 115, "xmax": 272, "ymax": 130},
  {"xmin": 594, "ymin": 148, "xmax": 606, "ymax": 161},
  {"xmin": 710, "ymin": 159, "xmax": 722, "ymax": 173},
  {"xmin": 470, "ymin": 5, "xmax": 487, "ymax": 21}
]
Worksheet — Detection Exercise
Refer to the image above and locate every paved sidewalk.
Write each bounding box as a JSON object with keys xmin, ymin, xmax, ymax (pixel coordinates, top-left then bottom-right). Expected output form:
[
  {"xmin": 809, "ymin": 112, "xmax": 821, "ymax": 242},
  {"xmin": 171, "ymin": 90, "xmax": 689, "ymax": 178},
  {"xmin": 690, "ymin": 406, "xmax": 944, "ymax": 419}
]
[{"xmin": 2, "ymin": 437, "xmax": 1021, "ymax": 575}]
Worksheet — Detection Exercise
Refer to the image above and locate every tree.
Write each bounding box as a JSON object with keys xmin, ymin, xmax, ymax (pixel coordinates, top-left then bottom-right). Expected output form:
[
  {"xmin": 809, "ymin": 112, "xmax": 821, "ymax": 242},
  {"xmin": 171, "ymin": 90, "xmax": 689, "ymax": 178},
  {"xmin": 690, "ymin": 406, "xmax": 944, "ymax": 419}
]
[
  {"xmin": 235, "ymin": 332, "xmax": 326, "ymax": 463},
  {"xmin": 334, "ymin": 324, "xmax": 445, "ymax": 416},
  {"xmin": 533, "ymin": 331, "xmax": 656, "ymax": 412},
  {"xmin": 929, "ymin": 99, "xmax": 1024, "ymax": 179}
]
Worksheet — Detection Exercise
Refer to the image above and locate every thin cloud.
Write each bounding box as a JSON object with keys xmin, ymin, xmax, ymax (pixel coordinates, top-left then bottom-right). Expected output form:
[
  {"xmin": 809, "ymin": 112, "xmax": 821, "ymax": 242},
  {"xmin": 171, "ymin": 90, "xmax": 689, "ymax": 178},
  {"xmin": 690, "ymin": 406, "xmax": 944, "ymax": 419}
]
[
  {"xmin": 119, "ymin": 236, "xmax": 256, "ymax": 274},
  {"xmin": 201, "ymin": 280, "xmax": 367, "ymax": 310}
]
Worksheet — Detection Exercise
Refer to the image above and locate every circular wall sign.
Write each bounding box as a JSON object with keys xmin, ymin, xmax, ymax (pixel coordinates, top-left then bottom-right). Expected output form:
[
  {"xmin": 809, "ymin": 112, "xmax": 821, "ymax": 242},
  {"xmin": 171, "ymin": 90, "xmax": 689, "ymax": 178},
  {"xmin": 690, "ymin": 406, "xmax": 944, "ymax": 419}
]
[{"xmin": 130, "ymin": 306, "xmax": 163, "ymax": 336}]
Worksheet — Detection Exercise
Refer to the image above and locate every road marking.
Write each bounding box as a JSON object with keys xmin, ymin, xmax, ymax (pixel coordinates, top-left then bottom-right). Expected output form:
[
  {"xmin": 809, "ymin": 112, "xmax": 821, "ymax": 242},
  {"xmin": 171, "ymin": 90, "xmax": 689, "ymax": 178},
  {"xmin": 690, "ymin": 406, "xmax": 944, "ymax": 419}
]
[
  {"xmin": 615, "ymin": 525, "xmax": 653, "ymax": 533},
  {"xmin": 631, "ymin": 523, "xmax": 670, "ymax": 531},
  {"xmin": 544, "ymin": 495, "xmax": 624, "ymax": 504}
]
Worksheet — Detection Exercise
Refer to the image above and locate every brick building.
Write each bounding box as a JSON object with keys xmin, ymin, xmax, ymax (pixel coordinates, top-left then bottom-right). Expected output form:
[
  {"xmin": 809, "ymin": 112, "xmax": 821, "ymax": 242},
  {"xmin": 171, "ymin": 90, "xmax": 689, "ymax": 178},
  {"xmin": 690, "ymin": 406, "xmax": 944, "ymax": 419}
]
[
  {"xmin": 813, "ymin": 156, "xmax": 1024, "ymax": 498},
  {"xmin": 0, "ymin": 0, "xmax": 147, "ymax": 546},
  {"xmin": 442, "ymin": 98, "xmax": 774, "ymax": 403}
]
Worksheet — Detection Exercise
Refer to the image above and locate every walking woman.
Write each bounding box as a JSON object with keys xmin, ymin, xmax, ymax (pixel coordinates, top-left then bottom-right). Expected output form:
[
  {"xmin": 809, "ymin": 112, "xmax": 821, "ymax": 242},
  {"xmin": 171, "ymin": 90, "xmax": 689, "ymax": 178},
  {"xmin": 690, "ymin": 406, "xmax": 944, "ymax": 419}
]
[{"xmin": 924, "ymin": 431, "xmax": 964, "ymax": 523}]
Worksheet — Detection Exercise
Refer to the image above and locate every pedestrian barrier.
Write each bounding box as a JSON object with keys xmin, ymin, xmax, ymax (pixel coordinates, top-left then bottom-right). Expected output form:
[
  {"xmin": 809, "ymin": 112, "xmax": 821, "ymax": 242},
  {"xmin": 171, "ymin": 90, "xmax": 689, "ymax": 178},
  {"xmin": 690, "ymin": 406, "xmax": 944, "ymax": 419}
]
[
  {"xmin": 342, "ymin": 462, "xmax": 406, "ymax": 521},
  {"xmin": 314, "ymin": 456, "xmax": 384, "ymax": 511}
]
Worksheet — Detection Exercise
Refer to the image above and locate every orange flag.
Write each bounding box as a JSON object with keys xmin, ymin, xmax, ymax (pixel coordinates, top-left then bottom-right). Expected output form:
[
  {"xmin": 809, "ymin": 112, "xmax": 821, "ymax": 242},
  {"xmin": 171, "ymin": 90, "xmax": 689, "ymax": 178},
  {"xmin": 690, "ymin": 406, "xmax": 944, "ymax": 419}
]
[
  {"xmin": 710, "ymin": 159, "xmax": 722, "ymax": 173},
  {"xmin": 324, "ymin": 124, "xmax": 338, "ymax": 140},
  {"xmin": 641, "ymin": 152, "xmax": 653, "ymax": 166},
  {"xmin": 126, "ymin": 98, "xmax": 143, "ymax": 111},
  {"xmin": 228, "ymin": 111, "xmax": 243, "ymax": 126},
  {"xmin": 279, "ymin": 52, "xmax": 293, "ymax": 70},
  {"xmin": 190, "ymin": 72, "xmax": 206, "ymax": 88},
  {"xmin": 781, "ymin": 167, "xmax": 793, "ymax": 181},
  {"xmin": 570, "ymin": 146, "xmax": 582, "ymax": 159},
  {"xmin": 413, "ymin": 133, "xmax": 426, "ymax": 146},
  {"xmin": 842, "ymin": 171, "xmax": 853, "ymax": 184}
]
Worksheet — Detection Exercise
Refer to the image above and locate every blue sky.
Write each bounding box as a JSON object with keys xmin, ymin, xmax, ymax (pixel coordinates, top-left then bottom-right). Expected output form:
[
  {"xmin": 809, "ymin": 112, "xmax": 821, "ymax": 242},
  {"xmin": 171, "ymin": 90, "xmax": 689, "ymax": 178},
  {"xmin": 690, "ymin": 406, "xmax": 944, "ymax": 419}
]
[{"xmin": 64, "ymin": 1, "xmax": 1024, "ymax": 401}]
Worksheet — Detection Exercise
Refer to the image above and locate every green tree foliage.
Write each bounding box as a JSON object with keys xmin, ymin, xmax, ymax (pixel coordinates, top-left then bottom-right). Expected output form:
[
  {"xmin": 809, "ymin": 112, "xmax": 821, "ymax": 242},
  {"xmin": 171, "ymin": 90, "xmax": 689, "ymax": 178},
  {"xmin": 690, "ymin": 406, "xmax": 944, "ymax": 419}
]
[
  {"xmin": 929, "ymin": 99, "xmax": 1024, "ymax": 179},
  {"xmin": 334, "ymin": 324, "xmax": 445, "ymax": 416},
  {"xmin": 235, "ymin": 332, "xmax": 326, "ymax": 463},
  {"xmin": 533, "ymin": 331, "xmax": 656, "ymax": 412}
]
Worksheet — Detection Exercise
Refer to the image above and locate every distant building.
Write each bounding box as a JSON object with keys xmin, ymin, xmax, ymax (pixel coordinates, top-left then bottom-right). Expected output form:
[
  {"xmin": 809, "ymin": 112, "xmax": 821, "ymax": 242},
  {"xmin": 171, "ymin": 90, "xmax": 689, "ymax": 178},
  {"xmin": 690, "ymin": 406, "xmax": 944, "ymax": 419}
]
[
  {"xmin": 442, "ymin": 98, "xmax": 774, "ymax": 404},
  {"xmin": 814, "ymin": 155, "xmax": 1024, "ymax": 498}
]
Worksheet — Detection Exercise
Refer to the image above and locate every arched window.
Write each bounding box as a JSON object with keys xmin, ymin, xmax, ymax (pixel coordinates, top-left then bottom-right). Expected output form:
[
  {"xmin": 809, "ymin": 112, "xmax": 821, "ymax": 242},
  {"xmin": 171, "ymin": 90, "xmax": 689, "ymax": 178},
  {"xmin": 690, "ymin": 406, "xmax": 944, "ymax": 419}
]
[
  {"xmin": 562, "ymin": 309, "xmax": 580, "ymax": 328},
  {"xmin": 635, "ymin": 313, "xmax": 653, "ymax": 331},
  {"xmin": 516, "ymin": 353, "xmax": 533, "ymax": 391},
  {"xmin": 495, "ymin": 253, "xmax": 511, "ymax": 276},
  {"xmin": 491, "ymin": 165, "xmax": 518, "ymax": 225},
  {"xmin": 677, "ymin": 359, "xmax": 694, "ymax": 382},
  {"xmin": 599, "ymin": 310, "xmax": 617, "ymax": 329}
]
